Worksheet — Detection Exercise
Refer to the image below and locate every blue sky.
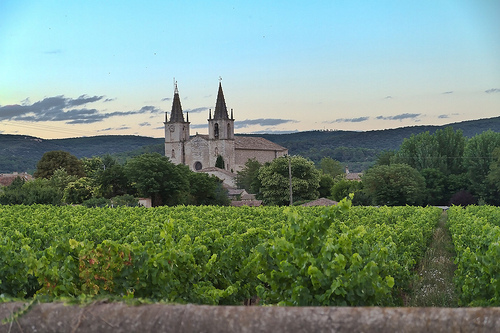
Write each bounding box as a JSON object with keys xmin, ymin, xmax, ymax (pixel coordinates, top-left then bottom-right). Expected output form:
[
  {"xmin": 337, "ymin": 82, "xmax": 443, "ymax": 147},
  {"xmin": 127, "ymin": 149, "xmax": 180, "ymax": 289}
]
[{"xmin": 1, "ymin": 0, "xmax": 499, "ymax": 139}]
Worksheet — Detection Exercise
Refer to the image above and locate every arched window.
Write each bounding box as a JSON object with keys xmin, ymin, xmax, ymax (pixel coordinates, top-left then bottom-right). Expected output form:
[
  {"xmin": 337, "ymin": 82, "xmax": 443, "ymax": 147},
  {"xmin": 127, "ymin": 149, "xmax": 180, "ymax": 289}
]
[
  {"xmin": 171, "ymin": 149, "xmax": 175, "ymax": 158},
  {"xmin": 194, "ymin": 161, "xmax": 202, "ymax": 171},
  {"xmin": 214, "ymin": 123, "xmax": 219, "ymax": 138}
]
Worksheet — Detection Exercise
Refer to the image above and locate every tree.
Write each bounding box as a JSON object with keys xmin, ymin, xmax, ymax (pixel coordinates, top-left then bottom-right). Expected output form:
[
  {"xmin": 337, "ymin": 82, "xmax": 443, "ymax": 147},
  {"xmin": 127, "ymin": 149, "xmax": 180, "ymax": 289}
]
[
  {"xmin": 34, "ymin": 151, "xmax": 85, "ymax": 179},
  {"xmin": 21, "ymin": 178, "xmax": 62, "ymax": 205},
  {"xmin": 375, "ymin": 150, "xmax": 396, "ymax": 166},
  {"xmin": 187, "ymin": 171, "xmax": 229, "ymax": 206},
  {"xmin": 124, "ymin": 153, "xmax": 189, "ymax": 206},
  {"xmin": 318, "ymin": 174, "xmax": 335, "ymax": 198},
  {"xmin": 318, "ymin": 157, "xmax": 343, "ymax": 178},
  {"xmin": 463, "ymin": 130, "xmax": 500, "ymax": 204},
  {"xmin": 420, "ymin": 168, "xmax": 446, "ymax": 206},
  {"xmin": 63, "ymin": 177, "xmax": 94, "ymax": 204},
  {"xmin": 394, "ymin": 127, "xmax": 465, "ymax": 175},
  {"xmin": 96, "ymin": 163, "xmax": 130, "ymax": 198},
  {"xmin": 81, "ymin": 156, "xmax": 104, "ymax": 179},
  {"xmin": 235, "ymin": 158, "xmax": 262, "ymax": 194},
  {"xmin": 0, "ymin": 177, "xmax": 26, "ymax": 205},
  {"xmin": 330, "ymin": 178, "xmax": 362, "ymax": 202},
  {"xmin": 258, "ymin": 156, "xmax": 321, "ymax": 206},
  {"xmin": 362, "ymin": 164, "xmax": 425, "ymax": 206},
  {"xmin": 215, "ymin": 155, "xmax": 225, "ymax": 169}
]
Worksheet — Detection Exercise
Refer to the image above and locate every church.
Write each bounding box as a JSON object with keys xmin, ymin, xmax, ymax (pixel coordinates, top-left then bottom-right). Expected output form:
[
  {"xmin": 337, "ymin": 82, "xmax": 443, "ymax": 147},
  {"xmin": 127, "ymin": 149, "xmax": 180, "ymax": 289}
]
[{"xmin": 164, "ymin": 82, "xmax": 288, "ymax": 176}]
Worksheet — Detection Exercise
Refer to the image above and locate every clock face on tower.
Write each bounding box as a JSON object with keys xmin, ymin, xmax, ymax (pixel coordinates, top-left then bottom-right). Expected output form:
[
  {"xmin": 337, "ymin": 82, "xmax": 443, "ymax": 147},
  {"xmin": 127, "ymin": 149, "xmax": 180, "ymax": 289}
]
[{"xmin": 169, "ymin": 125, "xmax": 175, "ymax": 132}]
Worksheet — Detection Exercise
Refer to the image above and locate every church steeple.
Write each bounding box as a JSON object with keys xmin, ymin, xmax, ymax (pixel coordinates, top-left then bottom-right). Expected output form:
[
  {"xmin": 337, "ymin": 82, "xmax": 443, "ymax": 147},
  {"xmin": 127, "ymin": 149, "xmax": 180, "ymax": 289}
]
[
  {"xmin": 169, "ymin": 82, "xmax": 185, "ymax": 123},
  {"xmin": 213, "ymin": 82, "xmax": 229, "ymax": 120}
]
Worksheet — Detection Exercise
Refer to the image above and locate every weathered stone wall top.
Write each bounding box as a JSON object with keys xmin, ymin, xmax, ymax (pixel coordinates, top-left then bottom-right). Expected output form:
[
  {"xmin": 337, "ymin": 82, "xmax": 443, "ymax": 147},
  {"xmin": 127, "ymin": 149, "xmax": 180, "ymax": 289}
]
[{"xmin": 1, "ymin": 303, "xmax": 500, "ymax": 333}]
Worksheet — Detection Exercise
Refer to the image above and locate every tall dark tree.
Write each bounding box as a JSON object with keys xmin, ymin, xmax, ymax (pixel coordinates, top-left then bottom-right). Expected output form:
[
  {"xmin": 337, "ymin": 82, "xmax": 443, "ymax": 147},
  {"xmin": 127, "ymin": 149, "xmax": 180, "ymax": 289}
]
[
  {"xmin": 124, "ymin": 153, "xmax": 188, "ymax": 207},
  {"xmin": 362, "ymin": 164, "xmax": 425, "ymax": 206},
  {"xmin": 463, "ymin": 130, "xmax": 500, "ymax": 204},
  {"xmin": 34, "ymin": 151, "xmax": 85, "ymax": 179},
  {"xmin": 235, "ymin": 158, "xmax": 262, "ymax": 194},
  {"xmin": 187, "ymin": 171, "xmax": 229, "ymax": 206},
  {"xmin": 215, "ymin": 155, "xmax": 225, "ymax": 169}
]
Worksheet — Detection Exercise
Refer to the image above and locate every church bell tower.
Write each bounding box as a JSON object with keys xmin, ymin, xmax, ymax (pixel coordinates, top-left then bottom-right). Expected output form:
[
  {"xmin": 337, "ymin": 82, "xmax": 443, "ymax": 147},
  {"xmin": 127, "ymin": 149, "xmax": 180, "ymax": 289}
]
[
  {"xmin": 164, "ymin": 82, "xmax": 190, "ymax": 165},
  {"xmin": 208, "ymin": 80, "xmax": 235, "ymax": 170}
]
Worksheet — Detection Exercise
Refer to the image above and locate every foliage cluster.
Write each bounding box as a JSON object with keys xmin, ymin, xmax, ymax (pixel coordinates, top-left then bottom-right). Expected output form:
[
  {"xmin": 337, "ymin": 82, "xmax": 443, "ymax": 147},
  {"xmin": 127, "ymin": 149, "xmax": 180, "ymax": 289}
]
[
  {"xmin": 0, "ymin": 202, "xmax": 441, "ymax": 306},
  {"xmin": 448, "ymin": 206, "xmax": 500, "ymax": 306},
  {"xmin": 0, "ymin": 152, "xmax": 229, "ymax": 207}
]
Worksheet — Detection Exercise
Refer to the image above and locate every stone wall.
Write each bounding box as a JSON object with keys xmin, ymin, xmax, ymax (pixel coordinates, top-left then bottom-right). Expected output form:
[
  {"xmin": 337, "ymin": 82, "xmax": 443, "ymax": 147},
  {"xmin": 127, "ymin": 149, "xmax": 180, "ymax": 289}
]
[{"xmin": 1, "ymin": 303, "xmax": 499, "ymax": 333}]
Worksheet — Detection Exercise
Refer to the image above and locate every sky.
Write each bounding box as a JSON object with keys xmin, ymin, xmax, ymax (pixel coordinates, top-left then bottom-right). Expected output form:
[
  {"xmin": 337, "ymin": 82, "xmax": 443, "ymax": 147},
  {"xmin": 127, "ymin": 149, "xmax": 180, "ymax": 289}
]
[{"xmin": 1, "ymin": 0, "xmax": 499, "ymax": 139}]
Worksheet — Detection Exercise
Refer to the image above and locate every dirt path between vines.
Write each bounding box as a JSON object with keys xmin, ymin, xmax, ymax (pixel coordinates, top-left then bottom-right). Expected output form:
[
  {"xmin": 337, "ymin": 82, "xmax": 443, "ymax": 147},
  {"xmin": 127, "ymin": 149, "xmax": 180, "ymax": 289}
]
[{"xmin": 407, "ymin": 211, "xmax": 458, "ymax": 307}]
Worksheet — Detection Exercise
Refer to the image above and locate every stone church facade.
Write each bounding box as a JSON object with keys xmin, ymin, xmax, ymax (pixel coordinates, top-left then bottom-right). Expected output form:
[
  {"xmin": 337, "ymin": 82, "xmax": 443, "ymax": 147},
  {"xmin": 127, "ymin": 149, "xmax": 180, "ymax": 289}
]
[{"xmin": 164, "ymin": 82, "xmax": 288, "ymax": 173}]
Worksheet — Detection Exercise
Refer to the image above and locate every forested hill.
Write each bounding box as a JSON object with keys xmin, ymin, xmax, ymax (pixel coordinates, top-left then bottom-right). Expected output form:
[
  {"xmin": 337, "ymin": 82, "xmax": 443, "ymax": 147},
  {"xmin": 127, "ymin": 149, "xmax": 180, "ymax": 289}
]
[{"xmin": 1, "ymin": 116, "xmax": 500, "ymax": 173}]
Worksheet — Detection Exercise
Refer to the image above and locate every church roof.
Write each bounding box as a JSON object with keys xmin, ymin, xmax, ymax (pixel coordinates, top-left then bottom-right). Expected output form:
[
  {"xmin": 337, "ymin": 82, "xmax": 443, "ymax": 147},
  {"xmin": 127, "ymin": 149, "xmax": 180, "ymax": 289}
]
[
  {"xmin": 213, "ymin": 82, "xmax": 229, "ymax": 120},
  {"xmin": 169, "ymin": 84, "xmax": 185, "ymax": 123},
  {"xmin": 235, "ymin": 136, "xmax": 288, "ymax": 152}
]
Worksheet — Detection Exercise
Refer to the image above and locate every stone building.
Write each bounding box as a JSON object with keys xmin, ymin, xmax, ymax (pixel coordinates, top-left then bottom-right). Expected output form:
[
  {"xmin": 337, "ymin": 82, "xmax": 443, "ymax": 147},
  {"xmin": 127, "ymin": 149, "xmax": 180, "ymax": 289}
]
[{"xmin": 164, "ymin": 82, "xmax": 288, "ymax": 174}]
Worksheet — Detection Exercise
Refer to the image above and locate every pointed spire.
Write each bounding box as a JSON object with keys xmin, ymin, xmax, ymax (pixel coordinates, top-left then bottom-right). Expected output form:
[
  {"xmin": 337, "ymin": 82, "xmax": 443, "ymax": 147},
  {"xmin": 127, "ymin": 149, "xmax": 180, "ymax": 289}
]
[
  {"xmin": 213, "ymin": 82, "xmax": 229, "ymax": 120},
  {"xmin": 169, "ymin": 81, "xmax": 185, "ymax": 123}
]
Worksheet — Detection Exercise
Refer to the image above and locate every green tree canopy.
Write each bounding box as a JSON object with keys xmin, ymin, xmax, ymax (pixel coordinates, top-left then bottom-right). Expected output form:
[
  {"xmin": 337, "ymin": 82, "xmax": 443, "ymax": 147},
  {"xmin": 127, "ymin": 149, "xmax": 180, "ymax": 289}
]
[
  {"xmin": 463, "ymin": 130, "xmax": 500, "ymax": 204},
  {"xmin": 394, "ymin": 127, "xmax": 465, "ymax": 175},
  {"xmin": 215, "ymin": 155, "xmax": 225, "ymax": 169},
  {"xmin": 124, "ymin": 153, "xmax": 189, "ymax": 206},
  {"xmin": 318, "ymin": 174, "xmax": 335, "ymax": 198},
  {"xmin": 362, "ymin": 164, "xmax": 425, "ymax": 206},
  {"xmin": 34, "ymin": 151, "xmax": 85, "ymax": 179},
  {"xmin": 330, "ymin": 178, "xmax": 362, "ymax": 202},
  {"xmin": 235, "ymin": 158, "xmax": 262, "ymax": 194},
  {"xmin": 187, "ymin": 171, "xmax": 229, "ymax": 206},
  {"xmin": 318, "ymin": 157, "xmax": 344, "ymax": 178},
  {"xmin": 258, "ymin": 156, "xmax": 321, "ymax": 206}
]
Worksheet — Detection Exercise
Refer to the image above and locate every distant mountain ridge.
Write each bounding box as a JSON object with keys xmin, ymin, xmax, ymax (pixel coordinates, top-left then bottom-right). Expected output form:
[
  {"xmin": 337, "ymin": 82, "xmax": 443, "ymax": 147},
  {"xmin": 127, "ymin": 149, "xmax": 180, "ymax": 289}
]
[{"xmin": 1, "ymin": 116, "xmax": 500, "ymax": 173}]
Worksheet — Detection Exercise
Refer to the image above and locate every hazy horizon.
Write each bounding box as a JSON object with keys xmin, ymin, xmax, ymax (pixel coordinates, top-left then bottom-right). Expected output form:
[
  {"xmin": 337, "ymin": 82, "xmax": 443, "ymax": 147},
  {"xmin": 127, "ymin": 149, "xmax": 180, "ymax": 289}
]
[{"xmin": 1, "ymin": 0, "xmax": 499, "ymax": 139}]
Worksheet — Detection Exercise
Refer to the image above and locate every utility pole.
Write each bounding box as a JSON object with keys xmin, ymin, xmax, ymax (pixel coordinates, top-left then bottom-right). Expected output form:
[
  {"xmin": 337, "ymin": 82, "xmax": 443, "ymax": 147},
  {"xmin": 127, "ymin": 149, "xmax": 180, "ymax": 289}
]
[{"xmin": 288, "ymin": 155, "xmax": 293, "ymax": 206}]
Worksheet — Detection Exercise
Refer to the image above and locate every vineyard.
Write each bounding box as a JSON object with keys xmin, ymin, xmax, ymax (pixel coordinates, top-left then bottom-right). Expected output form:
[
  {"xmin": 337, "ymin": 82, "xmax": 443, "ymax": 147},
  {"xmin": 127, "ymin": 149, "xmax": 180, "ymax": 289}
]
[
  {"xmin": 0, "ymin": 201, "xmax": 498, "ymax": 307},
  {"xmin": 448, "ymin": 205, "xmax": 500, "ymax": 306}
]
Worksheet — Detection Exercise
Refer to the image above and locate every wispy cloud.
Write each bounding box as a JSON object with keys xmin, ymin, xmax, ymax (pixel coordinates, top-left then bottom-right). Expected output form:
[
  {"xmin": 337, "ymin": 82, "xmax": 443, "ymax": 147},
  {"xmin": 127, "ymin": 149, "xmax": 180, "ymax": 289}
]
[
  {"xmin": 98, "ymin": 126, "xmax": 131, "ymax": 132},
  {"xmin": 384, "ymin": 96, "xmax": 393, "ymax": 99},
  {"xmin": 246, "ymin": 129, "xmax": 299, "ymax": 134},
  {"xmin": 328, "ymin": 117, "xmax": 370, "ymax": 123},
  {"xmin": 185, "ymin": 107, "xmax": 209, "ymax": 114},
  {"xmin": 0, "ymin": 95, "xmax": 163, "ymax": 124},
  {"xmin": 442, "ymin": 91, "xmax": 453, "ymax": 94},
  {"xmin": 485, "ymin": 88, "xmax": 500, "ymax": 94},
  {"xmin": 139, "ymin": 122, "xmax": 151, "ymax": 127},
  {"xmin": 44, "ymin": 49, "xmax": 62, "ymax": 55},
  {"xmin": 234, "ymin": 118, "xmax": 297, "ymax": 129},
  {"xmin": 161, "ymin": 97, "xmax": 172, "ymax": 101},
  {"xmin": 376, "ymin": 113, "xmax": 421, "ymax": 121},
  {"xmin": 104, "ymin": 98, "xmax": 116, "ymax": 102},
  {"xmin": 190, "ymin": 123, "xmax": 207, "ymax": 129},
  {"xmin": 438, "ymin": 114, "xmax": 449, "ymax": 119}
]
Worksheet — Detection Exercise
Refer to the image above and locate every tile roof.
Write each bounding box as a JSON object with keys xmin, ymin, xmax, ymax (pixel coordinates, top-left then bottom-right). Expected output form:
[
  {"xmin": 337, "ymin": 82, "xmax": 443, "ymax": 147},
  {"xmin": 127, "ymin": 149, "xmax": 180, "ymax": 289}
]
[
  {"xmin": 0, "ymin": 173, "xmax": 33, "ymax": 186},
  {"xmin": 235, "ymin": 136, "xmax": 287, "ymax": 151},
  {"xmin": 301, "ymin": 198, "xmax": 338, "ymax": 207},
  {"xmin": 199, "ymin": 167, "xmax": 236, "ymax": 179}
]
